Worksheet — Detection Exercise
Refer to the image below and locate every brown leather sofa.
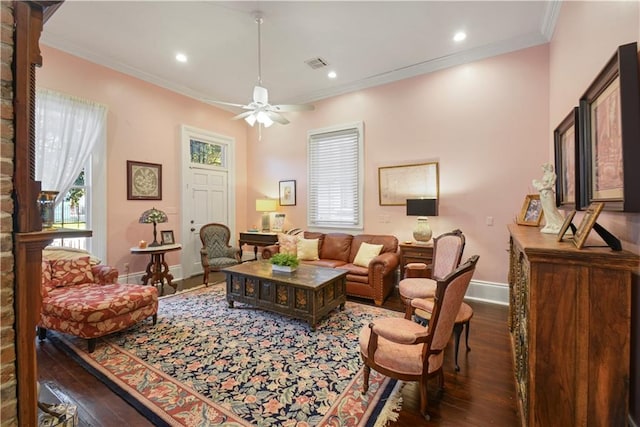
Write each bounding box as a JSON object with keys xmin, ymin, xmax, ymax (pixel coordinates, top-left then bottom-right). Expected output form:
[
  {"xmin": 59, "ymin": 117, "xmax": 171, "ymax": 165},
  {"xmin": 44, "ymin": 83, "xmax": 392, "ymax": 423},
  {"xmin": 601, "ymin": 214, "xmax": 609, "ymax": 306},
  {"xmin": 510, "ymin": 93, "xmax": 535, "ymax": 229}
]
[{"xmin": 262, "ymin": 232, "xmax": 400, "ymax": 306}]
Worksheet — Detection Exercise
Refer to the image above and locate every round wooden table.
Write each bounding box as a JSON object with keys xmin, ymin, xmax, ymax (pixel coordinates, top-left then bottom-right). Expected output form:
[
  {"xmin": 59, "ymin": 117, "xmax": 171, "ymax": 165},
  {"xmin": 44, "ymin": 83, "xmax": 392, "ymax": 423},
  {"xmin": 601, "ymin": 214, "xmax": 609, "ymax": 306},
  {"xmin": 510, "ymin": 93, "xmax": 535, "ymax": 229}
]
[{"xmin": 130, "ymin": 243, "xmax": 181, "ymax": 295}]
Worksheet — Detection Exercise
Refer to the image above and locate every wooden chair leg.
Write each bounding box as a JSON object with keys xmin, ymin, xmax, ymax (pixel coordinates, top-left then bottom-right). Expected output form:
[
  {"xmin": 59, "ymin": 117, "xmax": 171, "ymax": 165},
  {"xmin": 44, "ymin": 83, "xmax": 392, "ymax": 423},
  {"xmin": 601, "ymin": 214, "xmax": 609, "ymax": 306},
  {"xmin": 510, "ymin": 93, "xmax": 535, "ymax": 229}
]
[
  {"xmin": 420, "ymin": 378, "xmax": 431, "ymax": 420},
  {"xmin": 362, "ymin": 364, "xmax": 370, "ymax": 392},
  {"xmin": 464, "ymin": 320, "xmax": 471, "ymax": 351},
  {"xmin": 87, "ymin": 338, "xmax": 96, "ymax": 353},
  {"xmin": 453, "ymin": 323, "xmax": 463, "ymax": 371},
  {"xmin": 152, "ymin": 314, "xmax": 158, "ymax": 325},
  {"xmin": 203, "ymin": 269, "xmax": 209, "ymax": 286}
]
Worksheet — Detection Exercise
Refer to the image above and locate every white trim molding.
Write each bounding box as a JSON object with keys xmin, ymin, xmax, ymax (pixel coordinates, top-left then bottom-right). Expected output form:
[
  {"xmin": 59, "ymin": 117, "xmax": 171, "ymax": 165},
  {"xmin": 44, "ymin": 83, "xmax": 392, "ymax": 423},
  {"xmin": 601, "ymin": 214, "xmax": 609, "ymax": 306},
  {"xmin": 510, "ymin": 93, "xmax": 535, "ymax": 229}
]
[{"xmin": 465, "ymin": 280, "xmax": 509, "ymax": 306}]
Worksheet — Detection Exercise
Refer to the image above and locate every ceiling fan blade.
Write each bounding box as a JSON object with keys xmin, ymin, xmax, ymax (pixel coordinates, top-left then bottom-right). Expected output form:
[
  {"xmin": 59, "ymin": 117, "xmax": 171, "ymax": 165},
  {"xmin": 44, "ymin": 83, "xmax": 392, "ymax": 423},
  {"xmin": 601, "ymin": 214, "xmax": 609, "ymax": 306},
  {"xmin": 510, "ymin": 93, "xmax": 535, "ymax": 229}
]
[
  {"xmin": 253, "ymin": 86, "xmax": 269, "ymax": 104},
  {"xmin": 266, "ymin": 111, "xmax": 290, "ymax": 125},
  {"xmin": 231, "ymin": 111, "xmax": 256, "ymax": 121},
  {"xmin": 203, "ymin": 99, "xmax": 251, "ymax": 109},
  {"xmin": 271, "ymin": 104, "xmax": 315, "ymax": 112}
]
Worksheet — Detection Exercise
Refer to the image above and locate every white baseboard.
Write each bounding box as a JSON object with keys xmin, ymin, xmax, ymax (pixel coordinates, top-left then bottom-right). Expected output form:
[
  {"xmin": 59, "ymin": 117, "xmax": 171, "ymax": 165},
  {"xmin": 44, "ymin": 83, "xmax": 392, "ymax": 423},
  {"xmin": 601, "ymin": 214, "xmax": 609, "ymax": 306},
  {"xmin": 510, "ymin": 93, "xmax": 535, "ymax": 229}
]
[
  {"xmin": 465, "ymin": 279, "xmax": 509, "ymax": 306},
  {"xmin": 118, "ymin": 264, "xmax": 183, "ymax": 285}
]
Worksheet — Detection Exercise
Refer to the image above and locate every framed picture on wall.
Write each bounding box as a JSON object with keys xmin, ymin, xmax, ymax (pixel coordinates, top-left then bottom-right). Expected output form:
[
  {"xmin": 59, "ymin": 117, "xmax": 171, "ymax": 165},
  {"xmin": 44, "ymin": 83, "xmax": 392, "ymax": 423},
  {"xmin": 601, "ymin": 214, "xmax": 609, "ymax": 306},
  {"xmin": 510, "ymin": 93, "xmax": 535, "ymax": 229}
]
[
  {"xmin": 578, "ymin": 42, "xmax": 640, "ymax": 212},
  {"xmin": 553, "ymin": 107, "xmax": 580, "ymax": 209},
  {"xmin": 127, "ymin": 160, "xmax": 162, "ymax": 200},
  {"xmin": 378, "ymin": 162, "xmax": 439, "ymax": 206},
  {"xmin": 279, "ymin": 180, "xmax": 296, "ymax": 206}
]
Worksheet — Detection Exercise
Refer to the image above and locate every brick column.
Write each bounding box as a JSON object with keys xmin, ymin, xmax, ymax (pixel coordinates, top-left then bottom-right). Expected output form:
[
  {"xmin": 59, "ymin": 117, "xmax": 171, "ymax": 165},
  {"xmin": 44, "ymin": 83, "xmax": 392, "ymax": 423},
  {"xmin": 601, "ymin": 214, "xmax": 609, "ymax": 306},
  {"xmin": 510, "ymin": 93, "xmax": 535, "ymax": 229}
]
[{"xmin": 0, "ymin": 2, "xmax": 18, "ymax": 425}]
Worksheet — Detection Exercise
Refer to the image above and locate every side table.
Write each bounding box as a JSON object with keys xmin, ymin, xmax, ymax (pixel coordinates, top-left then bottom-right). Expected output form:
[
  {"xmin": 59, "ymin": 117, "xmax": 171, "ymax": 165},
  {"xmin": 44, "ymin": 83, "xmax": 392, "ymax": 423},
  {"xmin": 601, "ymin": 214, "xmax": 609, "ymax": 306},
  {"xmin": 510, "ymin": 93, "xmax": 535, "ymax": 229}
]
[
  {"xmin": 238, "ymin": 232, "xmax": 278, "ymax": 261},
  {"xmin": 399, "ymin": 241, "xmax": 434, "ymax": 278},
  {"xmin": 130, "ymin": 243, "xmax": 182, "ymax": 295}
]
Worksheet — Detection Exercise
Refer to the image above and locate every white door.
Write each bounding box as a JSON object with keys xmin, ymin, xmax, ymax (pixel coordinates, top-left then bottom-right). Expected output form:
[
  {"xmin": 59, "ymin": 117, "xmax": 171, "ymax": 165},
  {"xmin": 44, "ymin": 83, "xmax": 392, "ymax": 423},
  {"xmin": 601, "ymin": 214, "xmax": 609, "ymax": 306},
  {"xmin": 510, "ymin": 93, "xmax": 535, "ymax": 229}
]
[{"xmin": 181, "ymin": 125, "xmax": 236, "ymax": 278}]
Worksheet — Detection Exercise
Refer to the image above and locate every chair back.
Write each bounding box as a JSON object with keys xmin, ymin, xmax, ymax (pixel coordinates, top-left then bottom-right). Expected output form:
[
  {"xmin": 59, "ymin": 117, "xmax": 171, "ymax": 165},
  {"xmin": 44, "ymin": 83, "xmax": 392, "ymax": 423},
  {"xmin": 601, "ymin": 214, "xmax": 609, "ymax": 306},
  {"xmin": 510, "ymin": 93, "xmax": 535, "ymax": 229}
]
[
  {"xmin": 428, "ymin": 255, "xmax": 479, "ymax": 354},
  {"xmin": 199, "ymin": 223, "xmax": 232, "ymax": 258},
  {"xmin": 431, "ymin": 229, "xmax": 465, "ymax": 280}
]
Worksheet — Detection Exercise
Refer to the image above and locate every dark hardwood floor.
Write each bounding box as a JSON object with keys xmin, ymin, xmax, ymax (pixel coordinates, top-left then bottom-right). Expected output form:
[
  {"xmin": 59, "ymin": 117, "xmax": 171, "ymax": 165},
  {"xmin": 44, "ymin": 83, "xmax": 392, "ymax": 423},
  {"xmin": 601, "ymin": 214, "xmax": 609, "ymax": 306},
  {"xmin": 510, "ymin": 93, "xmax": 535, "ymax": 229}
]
[{"xmin": 37, "ymin": 273, "xmax": 519, "ymax": 426}]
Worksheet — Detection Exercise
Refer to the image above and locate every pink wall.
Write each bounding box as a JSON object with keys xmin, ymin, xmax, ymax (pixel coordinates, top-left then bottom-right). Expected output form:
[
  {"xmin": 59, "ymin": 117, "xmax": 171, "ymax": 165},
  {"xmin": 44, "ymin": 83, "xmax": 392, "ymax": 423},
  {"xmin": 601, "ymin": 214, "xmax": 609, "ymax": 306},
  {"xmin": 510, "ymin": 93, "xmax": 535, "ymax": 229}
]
[
  {"xmin": 247, "ymin": 45, "xmax": 550, "ymax": 284},
  {"xmin": 549, "ymin": 2, "xmax": 639, "ymax": 422},
  {"xmin": 37, "ymin": 46, "xmax": 249, "ymax": 274}
]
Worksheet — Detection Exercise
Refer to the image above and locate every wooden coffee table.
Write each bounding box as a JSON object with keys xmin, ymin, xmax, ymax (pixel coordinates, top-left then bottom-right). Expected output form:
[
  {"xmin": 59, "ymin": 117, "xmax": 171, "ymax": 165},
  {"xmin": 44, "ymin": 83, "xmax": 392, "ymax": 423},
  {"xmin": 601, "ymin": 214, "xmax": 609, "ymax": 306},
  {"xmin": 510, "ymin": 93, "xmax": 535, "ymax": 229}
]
[{"xmin": 222, "ymin": 261, "xmax": 347, "ymax": 330}]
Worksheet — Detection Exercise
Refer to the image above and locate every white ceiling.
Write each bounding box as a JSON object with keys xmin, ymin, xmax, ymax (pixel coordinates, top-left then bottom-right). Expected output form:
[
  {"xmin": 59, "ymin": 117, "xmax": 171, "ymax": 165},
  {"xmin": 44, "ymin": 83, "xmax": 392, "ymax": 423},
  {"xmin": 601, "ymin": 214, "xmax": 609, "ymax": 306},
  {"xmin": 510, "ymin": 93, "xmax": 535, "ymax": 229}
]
[{"xmin": 41, "ymin": 1, "xmax": 559, "ymax": 111}]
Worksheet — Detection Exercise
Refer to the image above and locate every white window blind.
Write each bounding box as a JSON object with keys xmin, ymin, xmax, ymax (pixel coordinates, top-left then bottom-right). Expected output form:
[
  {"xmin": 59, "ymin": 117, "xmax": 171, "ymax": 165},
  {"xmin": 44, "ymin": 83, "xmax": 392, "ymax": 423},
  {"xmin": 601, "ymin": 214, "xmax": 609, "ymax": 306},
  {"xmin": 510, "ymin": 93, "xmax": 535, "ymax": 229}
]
[{"xmin": 308, "ymin": 122, "xmax": 363, "ymax": 229}]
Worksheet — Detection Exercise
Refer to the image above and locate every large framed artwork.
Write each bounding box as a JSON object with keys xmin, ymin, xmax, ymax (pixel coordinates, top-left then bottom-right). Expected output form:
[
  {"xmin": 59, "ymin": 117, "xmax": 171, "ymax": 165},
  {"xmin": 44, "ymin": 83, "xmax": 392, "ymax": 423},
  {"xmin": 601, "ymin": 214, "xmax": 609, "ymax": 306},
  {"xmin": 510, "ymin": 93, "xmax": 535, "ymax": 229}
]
[
  {"xmin": 553, "ymin": 107, "xmax": 580, "ymax": 209},
  {"xmin": 578, "ymin": 42, "xmax": 640, "ymax": 212},
  {"xmin": 378, "ymin": 162, "xmax": 439, "ymax": 206},
  {"xmin": 127, "ymin": 161, "xmax": 162, "ymax": 200}
]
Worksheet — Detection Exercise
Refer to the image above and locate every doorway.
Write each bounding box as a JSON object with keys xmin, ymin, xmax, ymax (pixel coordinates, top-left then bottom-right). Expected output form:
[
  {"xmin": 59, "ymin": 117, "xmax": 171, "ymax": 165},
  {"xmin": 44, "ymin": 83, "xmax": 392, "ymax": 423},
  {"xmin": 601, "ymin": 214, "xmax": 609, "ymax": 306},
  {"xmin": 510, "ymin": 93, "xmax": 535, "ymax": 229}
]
[{"xmin": 180, "ymin": 125, "xmax": 236, "ymax": 278}]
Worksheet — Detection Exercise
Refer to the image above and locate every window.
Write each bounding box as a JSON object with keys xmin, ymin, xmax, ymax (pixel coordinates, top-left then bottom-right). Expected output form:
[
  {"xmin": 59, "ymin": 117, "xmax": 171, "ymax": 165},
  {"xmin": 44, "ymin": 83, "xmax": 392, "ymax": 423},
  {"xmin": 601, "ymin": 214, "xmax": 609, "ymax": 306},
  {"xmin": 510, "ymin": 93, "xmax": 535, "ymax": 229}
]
[
  {"xmin": 307, "ymin": 122, "xmax": 363, "ymax": 229},
  {"xmin": 35, "ymin": 89, "xmax": 107, "ymax": 259}
]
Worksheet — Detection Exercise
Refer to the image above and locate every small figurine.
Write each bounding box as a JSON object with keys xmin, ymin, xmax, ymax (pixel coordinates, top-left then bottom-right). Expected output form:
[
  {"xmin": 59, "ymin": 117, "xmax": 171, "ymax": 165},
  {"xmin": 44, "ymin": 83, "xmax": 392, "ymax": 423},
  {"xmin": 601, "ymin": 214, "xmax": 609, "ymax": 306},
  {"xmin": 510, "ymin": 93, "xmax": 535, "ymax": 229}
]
[{"xmin": 532, "ymin": 163, "xmax": 566, "ymax": 234}]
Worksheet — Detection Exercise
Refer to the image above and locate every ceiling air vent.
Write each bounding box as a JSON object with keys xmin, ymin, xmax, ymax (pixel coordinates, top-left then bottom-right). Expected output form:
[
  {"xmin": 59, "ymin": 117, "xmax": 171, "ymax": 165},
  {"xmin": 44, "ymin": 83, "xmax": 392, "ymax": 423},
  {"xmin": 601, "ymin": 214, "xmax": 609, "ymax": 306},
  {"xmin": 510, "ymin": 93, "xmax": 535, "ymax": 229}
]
[{"xmin": 305, "ymin": 57, "xmax": 329, "ymax": 69}]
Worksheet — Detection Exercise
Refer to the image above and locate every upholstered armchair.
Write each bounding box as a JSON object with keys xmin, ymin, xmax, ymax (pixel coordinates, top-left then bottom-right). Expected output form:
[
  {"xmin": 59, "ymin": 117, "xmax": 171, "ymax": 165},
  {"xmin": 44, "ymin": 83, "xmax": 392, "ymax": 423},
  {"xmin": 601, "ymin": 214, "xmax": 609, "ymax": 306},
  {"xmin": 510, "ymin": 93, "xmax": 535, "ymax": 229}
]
[
  {"xmin": 199, "ymin": 223, "xmax": 241, "ymax": 285},
  {"xmin": 39, "ymin": 246, "xmax": 158, "ymax": 353},
  {"xmin": 399, "ymin": 229, "xmax": 465, "ymax": 319},
  {"xmin": 359, "ymin": 255, "xmax": 479, "ymax": 419}
]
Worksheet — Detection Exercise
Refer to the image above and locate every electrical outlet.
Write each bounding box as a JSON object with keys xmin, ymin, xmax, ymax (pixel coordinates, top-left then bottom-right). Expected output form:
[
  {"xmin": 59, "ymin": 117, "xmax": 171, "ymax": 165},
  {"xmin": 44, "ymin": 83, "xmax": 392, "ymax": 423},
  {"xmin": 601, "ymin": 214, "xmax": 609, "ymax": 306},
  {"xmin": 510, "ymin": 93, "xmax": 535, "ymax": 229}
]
[
  {"xmin": 486, "ymin": 216, "xmax": 494, "ymax": 226},
  {"xmin": 124, "ymin": 262, "xmax": 130, "ymax": 273}
]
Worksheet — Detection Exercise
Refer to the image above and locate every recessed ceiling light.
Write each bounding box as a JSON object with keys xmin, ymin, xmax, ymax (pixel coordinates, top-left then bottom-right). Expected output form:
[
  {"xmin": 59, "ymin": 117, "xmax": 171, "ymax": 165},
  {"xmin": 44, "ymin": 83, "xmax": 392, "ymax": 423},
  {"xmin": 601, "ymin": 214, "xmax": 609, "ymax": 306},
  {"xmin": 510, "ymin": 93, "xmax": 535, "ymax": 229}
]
[
  {"xmin": 327, "ymin": 71, "xmax": 337, "ymax": 79},
  {"xmin": 453, "ymin": 31, "xmax": 466, "ymax": 42},
  {"xmin": 175, "ymin": 53, "xmax": 188, "ymax": 63}
]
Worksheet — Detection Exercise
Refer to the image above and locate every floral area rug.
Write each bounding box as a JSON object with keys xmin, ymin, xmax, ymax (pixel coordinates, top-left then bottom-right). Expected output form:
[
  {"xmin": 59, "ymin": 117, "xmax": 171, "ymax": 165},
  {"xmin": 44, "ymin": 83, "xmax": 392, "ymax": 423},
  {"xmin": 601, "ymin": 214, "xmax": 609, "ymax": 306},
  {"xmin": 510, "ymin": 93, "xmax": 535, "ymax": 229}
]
[{"xmin": 51, "ymin": 283, "xmax": 403, "ymax": 426}]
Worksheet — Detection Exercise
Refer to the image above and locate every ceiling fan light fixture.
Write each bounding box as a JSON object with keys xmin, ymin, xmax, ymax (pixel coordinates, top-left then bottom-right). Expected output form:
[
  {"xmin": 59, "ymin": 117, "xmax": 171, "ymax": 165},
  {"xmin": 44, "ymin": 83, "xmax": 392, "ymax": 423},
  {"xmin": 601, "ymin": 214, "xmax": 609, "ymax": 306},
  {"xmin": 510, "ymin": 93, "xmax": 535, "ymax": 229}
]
[
  {"xmin": 256, "ymin": 111, "xmax": 274, "ymax": 127},
  {"xmin": 245, "ymin": 114, "xmax": 257, "ymax": 126}
]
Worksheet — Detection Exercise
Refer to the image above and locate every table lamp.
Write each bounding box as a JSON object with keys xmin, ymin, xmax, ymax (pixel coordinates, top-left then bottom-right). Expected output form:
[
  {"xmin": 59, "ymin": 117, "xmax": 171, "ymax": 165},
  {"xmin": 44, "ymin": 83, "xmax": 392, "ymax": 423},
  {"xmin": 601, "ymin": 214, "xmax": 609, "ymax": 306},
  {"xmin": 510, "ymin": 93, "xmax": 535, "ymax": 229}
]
[
  {"xmin": 139, "ymin": 207, "xmax": 168, "ymax": 247},
  {"xmin": 406, "ymin": 198, "xmax": 438, "ymax": 244},
  {"xmin": 255, "ymin": 199, "xmax": 277, "ymax": 232}
]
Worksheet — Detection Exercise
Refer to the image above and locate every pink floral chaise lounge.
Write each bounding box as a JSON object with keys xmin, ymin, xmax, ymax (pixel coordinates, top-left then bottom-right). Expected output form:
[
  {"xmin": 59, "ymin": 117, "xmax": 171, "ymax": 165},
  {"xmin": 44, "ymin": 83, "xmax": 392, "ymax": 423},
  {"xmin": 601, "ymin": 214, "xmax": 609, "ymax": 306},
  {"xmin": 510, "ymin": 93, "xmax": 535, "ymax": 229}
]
[{"xmin": 38, "ymin": 247, "xmax": 158, "ymax": 352}]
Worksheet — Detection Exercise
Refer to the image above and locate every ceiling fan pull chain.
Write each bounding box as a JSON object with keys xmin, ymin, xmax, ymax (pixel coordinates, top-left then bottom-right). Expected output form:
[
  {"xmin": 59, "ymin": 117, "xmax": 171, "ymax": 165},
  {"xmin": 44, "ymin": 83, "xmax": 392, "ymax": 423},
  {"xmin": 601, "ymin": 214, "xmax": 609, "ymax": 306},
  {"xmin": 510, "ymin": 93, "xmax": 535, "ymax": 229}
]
[{"xmin": 256, "ymin": 14, "xmax": 263, "ymax": 86}]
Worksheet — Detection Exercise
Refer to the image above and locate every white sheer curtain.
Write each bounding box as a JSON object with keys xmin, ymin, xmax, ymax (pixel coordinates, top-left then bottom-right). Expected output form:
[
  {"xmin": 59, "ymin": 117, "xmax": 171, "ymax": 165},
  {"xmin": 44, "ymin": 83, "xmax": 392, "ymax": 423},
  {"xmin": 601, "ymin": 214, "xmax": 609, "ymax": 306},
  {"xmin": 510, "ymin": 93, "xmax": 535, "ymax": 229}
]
[{"xmin": 35, "ymin": 88, "xmax": 107, "ymax": 206}]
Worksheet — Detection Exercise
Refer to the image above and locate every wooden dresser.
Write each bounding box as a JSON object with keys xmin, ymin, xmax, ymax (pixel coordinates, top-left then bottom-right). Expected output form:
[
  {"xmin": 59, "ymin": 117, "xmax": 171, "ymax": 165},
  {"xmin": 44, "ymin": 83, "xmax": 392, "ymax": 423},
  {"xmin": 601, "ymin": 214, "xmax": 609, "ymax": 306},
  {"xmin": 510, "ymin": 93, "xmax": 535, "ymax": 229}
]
[{"xmin": 508, "ymin": 224, "xmax": 638, "ymax": 426}]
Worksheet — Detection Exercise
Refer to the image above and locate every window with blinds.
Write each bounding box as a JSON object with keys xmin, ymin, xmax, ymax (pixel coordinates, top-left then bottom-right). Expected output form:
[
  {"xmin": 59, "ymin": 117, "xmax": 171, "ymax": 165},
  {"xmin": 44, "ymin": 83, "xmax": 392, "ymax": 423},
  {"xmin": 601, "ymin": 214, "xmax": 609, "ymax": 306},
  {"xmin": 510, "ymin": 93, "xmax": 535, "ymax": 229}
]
[{"xmin": 307, "ymin": 122, "xmax": 363, "ymax": 229}]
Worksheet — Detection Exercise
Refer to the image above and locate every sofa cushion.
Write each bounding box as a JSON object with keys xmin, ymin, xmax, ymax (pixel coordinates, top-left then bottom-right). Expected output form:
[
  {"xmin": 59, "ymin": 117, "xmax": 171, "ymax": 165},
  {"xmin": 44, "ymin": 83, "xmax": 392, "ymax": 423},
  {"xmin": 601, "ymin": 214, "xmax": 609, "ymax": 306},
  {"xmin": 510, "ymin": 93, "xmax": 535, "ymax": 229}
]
[
  {"xmin": 353, "ymin": 242, "xmax": 384, "ymax": 267},
  {"xmin": 50, "ymin": 256, "xmax": 94, "ymax": 288},
  {"xmin": 42, "ymin": 283, "xmax": 158, "ymax": 323},
  {"xmin": 297, "ymin": 238, "xmax": 320, "ymax": 261},
  {"xmin": 303, "ymin": 259, "xmax": 347, "ymax": 268},
  {"xmin": 320, "ymin": 233, "xmax": 353, "ymax": 262},
  {"xmin": 277, "ymin": 233, "xmax": 298, "ymax": 256}
]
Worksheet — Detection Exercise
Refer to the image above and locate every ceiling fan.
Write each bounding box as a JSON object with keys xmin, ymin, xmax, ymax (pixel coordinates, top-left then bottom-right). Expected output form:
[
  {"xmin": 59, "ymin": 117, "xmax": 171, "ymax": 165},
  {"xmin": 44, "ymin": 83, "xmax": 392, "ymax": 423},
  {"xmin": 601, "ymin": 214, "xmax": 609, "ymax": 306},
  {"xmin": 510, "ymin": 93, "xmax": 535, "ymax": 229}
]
[{"xmin": 205, "ymin": 11, "xmax": 314, "ymax": 129}]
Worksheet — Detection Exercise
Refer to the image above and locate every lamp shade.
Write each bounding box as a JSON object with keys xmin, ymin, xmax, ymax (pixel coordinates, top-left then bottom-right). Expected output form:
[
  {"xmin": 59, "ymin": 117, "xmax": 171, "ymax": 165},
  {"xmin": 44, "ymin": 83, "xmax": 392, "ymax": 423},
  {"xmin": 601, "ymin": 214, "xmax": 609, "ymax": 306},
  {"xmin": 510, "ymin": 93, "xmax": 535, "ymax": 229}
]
[
  {"xmin": 406, "ymin": 199, "xmax": 438, "ymax": 216},
  {"xmin": 256, "ymin": 199, "xmax": 277, "ymax": 212},
  {"xmin": 139, "ymin": 207, "xmax": 168, "ymax": 224}
]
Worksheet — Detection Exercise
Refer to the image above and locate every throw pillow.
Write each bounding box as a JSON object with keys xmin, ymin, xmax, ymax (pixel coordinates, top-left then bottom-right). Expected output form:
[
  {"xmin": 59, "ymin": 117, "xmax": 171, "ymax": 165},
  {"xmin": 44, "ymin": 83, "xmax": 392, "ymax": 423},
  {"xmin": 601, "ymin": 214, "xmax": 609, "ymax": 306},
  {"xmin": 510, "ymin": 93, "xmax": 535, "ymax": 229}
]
[
  {"xmin": 50, "ymin": 256, "xmax": 94, "ymax": 287},
  {"xmin": 353, "ymin": 242, "xmax": 384, "ymax": 267},
  {"xmin": 277, "ymin": 233, "xmax": 298, "ymax": 256},
  {"xmin": 43, "ymin": 246, "xmax": 102, "ymax": 265},
  {"xmin": 297, "ymin": 238, "xmax": 320, "ymax": 261}
]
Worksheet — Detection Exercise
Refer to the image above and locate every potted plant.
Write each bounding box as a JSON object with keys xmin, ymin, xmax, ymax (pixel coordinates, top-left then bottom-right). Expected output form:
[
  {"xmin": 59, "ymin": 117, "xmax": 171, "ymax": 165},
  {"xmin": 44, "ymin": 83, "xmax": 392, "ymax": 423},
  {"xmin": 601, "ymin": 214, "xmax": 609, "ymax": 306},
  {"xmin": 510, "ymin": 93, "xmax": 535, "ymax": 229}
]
[{"xmin": 270, "ymin": 253, "xmax": 300, "ymax": 273}]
